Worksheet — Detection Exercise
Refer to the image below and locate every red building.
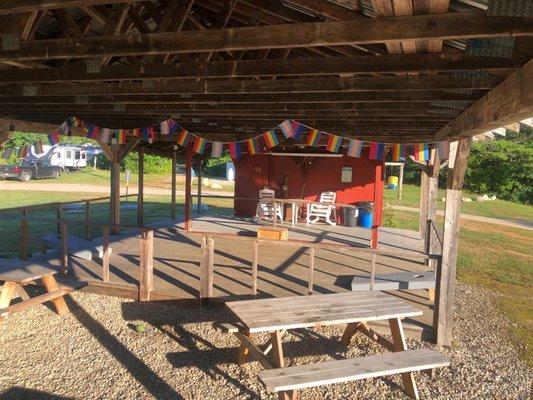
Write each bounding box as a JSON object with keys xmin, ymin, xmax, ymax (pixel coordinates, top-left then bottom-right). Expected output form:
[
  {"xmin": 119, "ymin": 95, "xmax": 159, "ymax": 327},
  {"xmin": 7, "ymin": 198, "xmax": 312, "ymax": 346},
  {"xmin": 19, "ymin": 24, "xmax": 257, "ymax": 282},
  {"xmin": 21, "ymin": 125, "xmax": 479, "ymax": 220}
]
[{"xmin": 233, "ymin": 149, "xmax": 384, "ymax": 246}]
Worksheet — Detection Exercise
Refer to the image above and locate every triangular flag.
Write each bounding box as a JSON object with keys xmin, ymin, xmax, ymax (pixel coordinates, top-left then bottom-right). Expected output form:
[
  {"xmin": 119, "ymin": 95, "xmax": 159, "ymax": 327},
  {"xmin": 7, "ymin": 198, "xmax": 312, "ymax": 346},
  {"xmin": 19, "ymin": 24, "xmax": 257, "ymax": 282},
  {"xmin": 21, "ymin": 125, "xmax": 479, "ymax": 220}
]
[
  {"xmin": 392, "ymin": 144, "xmax": 406, "ymax": 162},
  {"xmin": 160, "ymin": 120, "xmax": 170, "ymax": 135},
  {"xmin": 193, "ymin": 137, "xmax": 207, "ymax": 154},
  {"xmin": 176, "ymin": 129, "xmax": 191, "ymax": 146},
  {"xmin": 99, "ymin": 128, "xmax": 112, "ymax": 143}
]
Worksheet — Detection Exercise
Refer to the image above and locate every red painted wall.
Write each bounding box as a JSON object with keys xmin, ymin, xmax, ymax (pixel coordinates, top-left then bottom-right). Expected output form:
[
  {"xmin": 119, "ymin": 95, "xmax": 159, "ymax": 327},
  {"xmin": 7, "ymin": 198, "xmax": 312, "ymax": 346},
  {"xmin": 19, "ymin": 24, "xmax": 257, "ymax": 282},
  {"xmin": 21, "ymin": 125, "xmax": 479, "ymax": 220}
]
[{"xmin": 233, "ymin": 149, "xmax": 384, "ymax": 227}]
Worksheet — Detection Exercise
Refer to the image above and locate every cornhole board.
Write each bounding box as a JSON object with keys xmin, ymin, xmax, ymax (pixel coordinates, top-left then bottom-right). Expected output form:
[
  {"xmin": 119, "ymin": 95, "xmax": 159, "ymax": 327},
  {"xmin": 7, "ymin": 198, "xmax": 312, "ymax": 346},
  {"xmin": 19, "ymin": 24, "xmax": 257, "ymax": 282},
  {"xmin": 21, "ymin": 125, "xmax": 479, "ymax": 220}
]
[
  {"xmin": 351, "ymin": 271, "xmax": 436, "ymax": 292},
  {"xmin": 40, "ymin": 233, "xmax": 110, "ymax": 261},
  {"xmin": 257, "ymin": 226, "xmax": 288, "ymax": 241}
]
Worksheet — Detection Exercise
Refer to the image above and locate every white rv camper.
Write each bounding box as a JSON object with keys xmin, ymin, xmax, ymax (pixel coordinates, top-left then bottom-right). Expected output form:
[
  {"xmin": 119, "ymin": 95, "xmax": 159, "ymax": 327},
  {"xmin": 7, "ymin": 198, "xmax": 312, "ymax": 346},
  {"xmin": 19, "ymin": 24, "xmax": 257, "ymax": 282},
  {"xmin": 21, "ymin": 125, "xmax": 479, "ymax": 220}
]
[{"xmin": 29, "ymin": 144, "xmax": 88, "ymax": 170}]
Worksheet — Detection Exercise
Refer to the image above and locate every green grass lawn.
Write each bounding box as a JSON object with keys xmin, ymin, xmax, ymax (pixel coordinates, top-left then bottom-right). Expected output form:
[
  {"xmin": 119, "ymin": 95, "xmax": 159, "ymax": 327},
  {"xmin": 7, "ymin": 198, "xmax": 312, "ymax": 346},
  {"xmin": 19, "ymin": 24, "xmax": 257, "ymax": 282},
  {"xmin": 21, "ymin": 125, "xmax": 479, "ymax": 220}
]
[
  {"xmin": 387, "ymin": 208, "xmax": 532, "ymax": 366},
  {"xmin": 385, "ymin": 184, "xmax": 533, "ymax": 221},
  {"xmin": 21, "ymin": 168, "xmax": 235, "ymax": 192}
]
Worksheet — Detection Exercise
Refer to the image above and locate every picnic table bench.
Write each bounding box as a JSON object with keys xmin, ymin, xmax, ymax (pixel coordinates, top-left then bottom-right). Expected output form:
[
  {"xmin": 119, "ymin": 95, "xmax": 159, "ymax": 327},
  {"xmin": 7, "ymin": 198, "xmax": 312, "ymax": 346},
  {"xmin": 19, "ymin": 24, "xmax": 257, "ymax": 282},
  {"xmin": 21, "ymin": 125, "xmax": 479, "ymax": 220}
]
[
  {"xmin": 0, "ymin": 258, "xmax": 70, "ymax": 325},
  {"xmin": 218, "ymin": 291, "xmax": 449, "ymax": 400}
]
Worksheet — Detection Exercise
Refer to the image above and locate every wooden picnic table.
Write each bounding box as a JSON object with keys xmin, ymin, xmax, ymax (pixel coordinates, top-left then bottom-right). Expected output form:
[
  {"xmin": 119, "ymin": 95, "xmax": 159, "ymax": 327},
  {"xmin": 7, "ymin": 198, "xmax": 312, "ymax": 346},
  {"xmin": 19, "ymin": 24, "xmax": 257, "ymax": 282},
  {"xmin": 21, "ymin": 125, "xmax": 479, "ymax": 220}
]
[
  {"xmin": 0, "ymin": 258, "xmax": 70, "ymax": 325},
  {"xmin": 223, "ymin": 291, "xmax": 424, "ymax": 399}
]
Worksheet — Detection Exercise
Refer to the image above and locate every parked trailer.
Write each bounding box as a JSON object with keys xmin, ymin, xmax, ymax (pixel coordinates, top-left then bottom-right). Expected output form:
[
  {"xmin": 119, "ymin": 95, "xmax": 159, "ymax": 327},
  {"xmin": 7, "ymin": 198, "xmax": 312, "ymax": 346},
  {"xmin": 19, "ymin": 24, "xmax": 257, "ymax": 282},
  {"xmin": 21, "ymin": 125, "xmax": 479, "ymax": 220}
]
[{"xmin": 29, "ymin": 144, "xmax": 88, "ymax": 170}]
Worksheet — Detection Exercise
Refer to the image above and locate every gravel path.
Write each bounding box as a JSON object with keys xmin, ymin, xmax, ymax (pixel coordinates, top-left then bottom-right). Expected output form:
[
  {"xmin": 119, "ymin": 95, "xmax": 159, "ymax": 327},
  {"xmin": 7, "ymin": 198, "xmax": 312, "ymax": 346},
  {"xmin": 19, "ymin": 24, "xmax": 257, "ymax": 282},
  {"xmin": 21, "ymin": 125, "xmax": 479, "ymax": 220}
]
[{"xmin": 0, "ymin": 282, "xmax": 530, "ymax": 399}]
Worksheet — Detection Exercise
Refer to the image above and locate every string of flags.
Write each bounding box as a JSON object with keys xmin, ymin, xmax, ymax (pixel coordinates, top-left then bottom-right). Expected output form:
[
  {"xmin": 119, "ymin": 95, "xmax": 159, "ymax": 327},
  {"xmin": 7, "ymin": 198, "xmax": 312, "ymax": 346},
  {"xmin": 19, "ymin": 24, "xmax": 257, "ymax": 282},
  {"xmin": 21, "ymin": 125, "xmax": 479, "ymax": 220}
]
[{"xmin": 2, "ymin": 116, "xmax": 451, "ymax": 162}]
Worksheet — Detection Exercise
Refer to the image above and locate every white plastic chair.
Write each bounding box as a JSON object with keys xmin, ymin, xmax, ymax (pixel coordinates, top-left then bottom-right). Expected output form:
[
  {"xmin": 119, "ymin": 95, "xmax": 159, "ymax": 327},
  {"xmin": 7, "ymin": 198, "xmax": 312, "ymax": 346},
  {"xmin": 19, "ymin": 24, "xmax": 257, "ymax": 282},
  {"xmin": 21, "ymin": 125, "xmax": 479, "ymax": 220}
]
[
  {"xmin": 306, "ymin": 191, "xmax": 337, "ymax": 226},
  {"xmin": 256, "ymin": 188, "xmax": 283, "ymax": 222}
]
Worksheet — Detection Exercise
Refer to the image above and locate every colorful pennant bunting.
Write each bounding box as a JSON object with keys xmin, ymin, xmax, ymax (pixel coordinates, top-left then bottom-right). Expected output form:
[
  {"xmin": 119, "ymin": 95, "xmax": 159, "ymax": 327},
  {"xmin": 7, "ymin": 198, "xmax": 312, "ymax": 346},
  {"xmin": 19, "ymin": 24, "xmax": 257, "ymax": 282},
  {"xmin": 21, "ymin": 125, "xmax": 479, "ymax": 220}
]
[
  {"xmin": 2, "ymin": 148, "xmax": 13, "ymax": 160},
  {"xmin": 369, "ymin": 142, "xmax": 385, "ymax": 161},
  {"xmin": 246, "ymin": 137, "xmax": 260, "ymax": 155},
  {"xmin": 193, "ymin": 137, "xmax": 207, "ymax": 154},
  {"xmin": 262, "ymin": 130, "xmax": 279, "ymax": 148},
  {"xmin": 413, "ymin": 143, "xmax": 429, "ymax": 161},
  {"xmin": 160, "ymin": 120, "xmax": 170, "ymax": 135},
  {"xmin": 177, "ymin": 129, "xmax": 191, "ymax": 146},
  {"xmin": 117, "ymin": 129, "xmax": 127, "ymax": 144},
  {"xmin": 306, "ymin": 129, "xmax": 321, "ymax": 147},
  {"xmin": 279, "ymin": 120, "xmax": 293, "ymax": 139},
  {"xmin": 228, "ymin": 142, "xmax": 241, "ymax": 159},
  {"xmin": 100, "ymin": 128, "xmax": 112, "ymax": 143},
  {"xmin": 211, "ymin": 142, "xmax": 223, "ymax": 158},
  {"xmin": 325, "ymin": 134, "xmax": 342, "ymax": 153},
  {"xmin": 392, "ymin": 144, "xmax": 406, "ymax": 162},
  {"xmin": 291, "ymin": 120, "xmax": 304, "ymax": 141},
  {"xmin": 34, "ymin": 139, "xmax": 44, "ymax": 154},
  {"xmin": 48, "ymin": 131, "xmax": 61, "ymax": 145},
  {"xmin": 86, "ymin": 124, "xmax": 100, "ymax": 139},
  {"xmin": 347, "ymin": 139, "xmax": 363, "ymax": 158},
  {"xmin": 18, "ymin": 145, "xmax": 29, "ymax": 159}
]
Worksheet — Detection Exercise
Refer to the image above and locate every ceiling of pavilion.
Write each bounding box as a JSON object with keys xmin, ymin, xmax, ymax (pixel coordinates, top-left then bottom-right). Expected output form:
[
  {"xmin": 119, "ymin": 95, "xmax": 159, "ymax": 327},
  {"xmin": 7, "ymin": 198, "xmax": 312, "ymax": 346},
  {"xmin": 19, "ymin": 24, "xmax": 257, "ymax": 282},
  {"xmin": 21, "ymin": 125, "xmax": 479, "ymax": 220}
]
[{"xmin": 0, "ymin": 0, "xmax": 531, "ymax": 146}]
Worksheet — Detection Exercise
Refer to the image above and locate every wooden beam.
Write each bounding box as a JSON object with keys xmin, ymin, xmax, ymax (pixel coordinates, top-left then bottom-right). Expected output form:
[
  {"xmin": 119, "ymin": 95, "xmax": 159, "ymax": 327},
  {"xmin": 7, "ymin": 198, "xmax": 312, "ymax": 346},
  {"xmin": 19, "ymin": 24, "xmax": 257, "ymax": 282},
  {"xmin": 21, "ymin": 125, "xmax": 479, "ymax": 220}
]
[
  {"xmin": 0, "ymin": 1, "xmax": 133, "ymax": 15},
  {"xmin": 0, "ymin": 54, "xmax": 521, "ymax": 83},
  {"xmin": 184, "ymin": 146, "xmax": 193, "ymax": 231},
  {"xmin": 0, "ymin": 75, "xmax": 499, "ymax": 97},
  {"xmin": 1, "ymin": 14, "xmax": 531, "ymax": 60},
  {"xmin": 137, "ymin": 146, "xmax": 144, "ymax": 226},
  {"xmin": 434, "ymin": 137, "xmax": 472, "ymax": 347},
  {"xmin": 171, "ymin": 149, "xmax": 177, "ymax": 219},
  {"xmin": 436, "ymin": 58, "xmax": 533, "ymax": 140}
]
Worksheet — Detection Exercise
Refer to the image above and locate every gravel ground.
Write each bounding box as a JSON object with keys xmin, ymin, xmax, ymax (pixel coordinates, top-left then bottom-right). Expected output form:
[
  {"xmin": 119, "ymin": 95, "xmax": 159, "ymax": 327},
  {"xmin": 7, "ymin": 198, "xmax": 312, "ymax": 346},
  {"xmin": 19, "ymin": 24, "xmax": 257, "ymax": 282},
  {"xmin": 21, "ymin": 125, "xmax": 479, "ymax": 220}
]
[{"xmin": 0, "ymin": 282, "xmax": 530, "ymax": 399}]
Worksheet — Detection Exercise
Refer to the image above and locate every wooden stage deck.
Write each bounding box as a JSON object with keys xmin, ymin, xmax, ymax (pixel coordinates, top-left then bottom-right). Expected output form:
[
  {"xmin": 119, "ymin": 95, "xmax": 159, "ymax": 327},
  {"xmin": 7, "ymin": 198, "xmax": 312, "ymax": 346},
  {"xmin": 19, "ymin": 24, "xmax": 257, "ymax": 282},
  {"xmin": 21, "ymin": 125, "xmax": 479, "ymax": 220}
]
[{"xmin": 54, "ymin": 215, "xmax": 435, "ymax": 339}]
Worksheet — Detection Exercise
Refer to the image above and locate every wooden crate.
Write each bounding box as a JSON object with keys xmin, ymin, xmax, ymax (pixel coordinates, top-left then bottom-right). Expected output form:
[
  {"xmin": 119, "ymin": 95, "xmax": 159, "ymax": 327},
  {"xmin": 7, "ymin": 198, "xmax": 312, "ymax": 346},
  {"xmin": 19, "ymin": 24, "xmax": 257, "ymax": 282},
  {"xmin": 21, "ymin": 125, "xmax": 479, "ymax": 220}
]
[{"xmin": 257, "ymin": 226, "xmax": 289, "ymax": 241}]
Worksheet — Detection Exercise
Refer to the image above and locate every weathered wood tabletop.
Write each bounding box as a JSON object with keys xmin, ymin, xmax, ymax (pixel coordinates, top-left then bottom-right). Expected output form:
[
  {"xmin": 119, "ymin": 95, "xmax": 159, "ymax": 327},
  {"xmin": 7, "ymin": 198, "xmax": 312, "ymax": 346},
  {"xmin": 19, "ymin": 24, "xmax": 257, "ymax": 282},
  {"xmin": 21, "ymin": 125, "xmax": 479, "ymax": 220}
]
[{"xmin": 226, "ymin": 291, "xmax": 422, "ymax": 333}]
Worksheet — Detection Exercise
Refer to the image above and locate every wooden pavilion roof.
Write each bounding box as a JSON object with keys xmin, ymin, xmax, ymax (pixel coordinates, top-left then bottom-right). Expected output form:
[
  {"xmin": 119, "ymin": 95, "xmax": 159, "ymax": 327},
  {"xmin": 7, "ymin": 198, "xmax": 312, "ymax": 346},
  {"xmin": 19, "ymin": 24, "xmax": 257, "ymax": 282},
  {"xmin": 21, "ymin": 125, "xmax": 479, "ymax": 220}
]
[{"xmin": 0, "ymin": 0, "xmax": 532, "ymax": 150}]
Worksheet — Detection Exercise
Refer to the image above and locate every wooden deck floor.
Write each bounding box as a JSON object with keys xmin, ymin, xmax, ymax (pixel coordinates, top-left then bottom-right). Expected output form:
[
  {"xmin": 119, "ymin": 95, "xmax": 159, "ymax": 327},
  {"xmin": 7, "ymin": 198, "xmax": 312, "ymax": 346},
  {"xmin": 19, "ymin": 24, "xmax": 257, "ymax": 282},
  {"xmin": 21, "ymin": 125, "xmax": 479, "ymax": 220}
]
[{"xmin": 55, "ymin": 215, "xmax": 435, "ymax": 339}]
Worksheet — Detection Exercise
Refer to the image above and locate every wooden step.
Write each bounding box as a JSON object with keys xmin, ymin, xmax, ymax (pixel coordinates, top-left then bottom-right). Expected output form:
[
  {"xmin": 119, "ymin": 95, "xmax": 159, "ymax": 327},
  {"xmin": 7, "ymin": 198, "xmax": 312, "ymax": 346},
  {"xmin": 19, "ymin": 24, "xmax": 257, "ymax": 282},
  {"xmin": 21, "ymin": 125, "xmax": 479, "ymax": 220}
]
[
  {"xmin": 41, "ymin": 233, "xmax": 110, "ymax": 260},
  {"xmin": 0, "ymin": 289, "xmax": 70, "ymax": 317},
  {"xmin": 258, "ymin": 349, "xmax": 449, "ymax": 393}
]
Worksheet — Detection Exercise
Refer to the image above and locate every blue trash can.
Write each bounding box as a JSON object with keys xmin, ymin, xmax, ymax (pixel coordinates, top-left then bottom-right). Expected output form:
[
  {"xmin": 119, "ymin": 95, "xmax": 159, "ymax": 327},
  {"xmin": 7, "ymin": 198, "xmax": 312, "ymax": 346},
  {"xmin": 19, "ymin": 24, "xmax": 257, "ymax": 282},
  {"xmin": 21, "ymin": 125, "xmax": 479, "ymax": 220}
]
[{"xmin": 357, "ymin": 202, "xmax": 374, "ymax": 229}]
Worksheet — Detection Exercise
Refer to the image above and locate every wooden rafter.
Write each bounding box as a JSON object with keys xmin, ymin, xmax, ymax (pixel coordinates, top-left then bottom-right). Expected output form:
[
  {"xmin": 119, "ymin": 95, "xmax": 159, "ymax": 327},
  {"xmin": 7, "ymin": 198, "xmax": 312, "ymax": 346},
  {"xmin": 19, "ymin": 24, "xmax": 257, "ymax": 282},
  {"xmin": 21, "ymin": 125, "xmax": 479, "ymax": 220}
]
[{"xmin": 0, "ymin": 14, "xmax": 531, "ymax": 60}]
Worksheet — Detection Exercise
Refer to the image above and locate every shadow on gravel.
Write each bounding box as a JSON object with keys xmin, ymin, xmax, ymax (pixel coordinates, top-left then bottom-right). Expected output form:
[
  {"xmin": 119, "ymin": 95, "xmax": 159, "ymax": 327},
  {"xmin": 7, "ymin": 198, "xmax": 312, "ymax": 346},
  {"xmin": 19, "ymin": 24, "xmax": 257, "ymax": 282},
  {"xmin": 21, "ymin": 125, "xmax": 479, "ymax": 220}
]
[
  {"xmin": 66, "ymin": 297, "xmax": 185, "ymax": 399},
  {"xmin": 0, "ymin": 388, "xmax": 75, "ymax": 400}
]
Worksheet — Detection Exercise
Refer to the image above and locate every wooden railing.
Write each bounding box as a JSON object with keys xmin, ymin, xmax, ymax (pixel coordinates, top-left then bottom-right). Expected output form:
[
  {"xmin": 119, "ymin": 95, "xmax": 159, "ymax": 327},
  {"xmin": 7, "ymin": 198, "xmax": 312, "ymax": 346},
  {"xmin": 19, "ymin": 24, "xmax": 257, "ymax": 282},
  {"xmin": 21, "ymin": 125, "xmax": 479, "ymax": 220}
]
[
  {"xmin": 183, "ymin": 230, "xmax": 440, "ymax": 299},
  {"xmin": 102, "ymin": 225, "xmax": 154, "ymax": 301},
  {"xmin": 0, "ymin": 194, "xmax": 137, "ymax": 259}
]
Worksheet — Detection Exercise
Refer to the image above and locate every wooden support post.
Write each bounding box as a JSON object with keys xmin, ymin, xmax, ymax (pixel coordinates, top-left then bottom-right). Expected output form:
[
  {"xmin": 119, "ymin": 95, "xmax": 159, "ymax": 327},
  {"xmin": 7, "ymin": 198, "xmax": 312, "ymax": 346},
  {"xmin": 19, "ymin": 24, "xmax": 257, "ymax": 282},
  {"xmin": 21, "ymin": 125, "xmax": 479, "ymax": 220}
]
[
  {"xmin": 171, "ymin": 149, "xmax": 177, "ymax": 219},
  {"xmin": 426, "ymin": 149, "xmax": 441, "ymax": 268},
  {"xmin": 199, "ymin": 236, "xmax": 215, "ymax": 299},
  {"xmin": 398, "ymin": 162, "xmax": 405, "ymax": 200},
  {"xmin": 137, "ymin": 147, "xmax": 144, "ymax": 226},
  {"xmin": 370, "ymin": 253, "xmax": 376, "ymax": 291},
  {"xmin": 20, "ymin": 208, "xmax": 28, "ymax": 260},
  {"xmin": 60, "ymin": 223, "xmax": 68, "ymax": 275},
  {"xmin": 197, "ymin": 159, "xmax": 203, "ymax": 213},
  {"xmin": 139, "ymin": 229, "xmax": 154, "ymax": 301},
  {"xmin": 184, "ymin": 145, "xmax": 193, "ymax": 231},
  {"xmin": 371, "ymin": 162, "xmax": 383, "ymax": 249},
  {"xmin": 102, "ymin": 226, "xmax": 110, "ymax": 283},
  {"xmin": 419, "ymin": 164, "xmax": 430, "ymax": 239},
  {"xmin": 110, "ymin": 161, "xmax": 121, "ymax": 234},
  {"xmin": 252, "ymin": 239, "xmax": 258, "ymax": 295},
  {"xmin": 85, "ymin": 201, "xmax": 91, "ymax": 240},
  {"xmin": 56, "ymin": 203, "xmax": 63, "ymax": 236},
  {"xmin": 434, "ymin": 138, "xmax": 472, "ymax": 348},
  {"xmin": 308, "ymin": 247, "xmax": 315, "ymax": 295}
]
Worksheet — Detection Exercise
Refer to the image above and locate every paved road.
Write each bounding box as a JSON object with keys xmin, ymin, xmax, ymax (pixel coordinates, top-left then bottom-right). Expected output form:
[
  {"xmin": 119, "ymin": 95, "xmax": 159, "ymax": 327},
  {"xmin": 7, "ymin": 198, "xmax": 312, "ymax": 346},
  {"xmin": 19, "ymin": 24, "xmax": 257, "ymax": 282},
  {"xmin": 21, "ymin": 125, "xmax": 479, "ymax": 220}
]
[{"xmin": 392, "ymin": 205, "xmax": 533, "ymax": 231}]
